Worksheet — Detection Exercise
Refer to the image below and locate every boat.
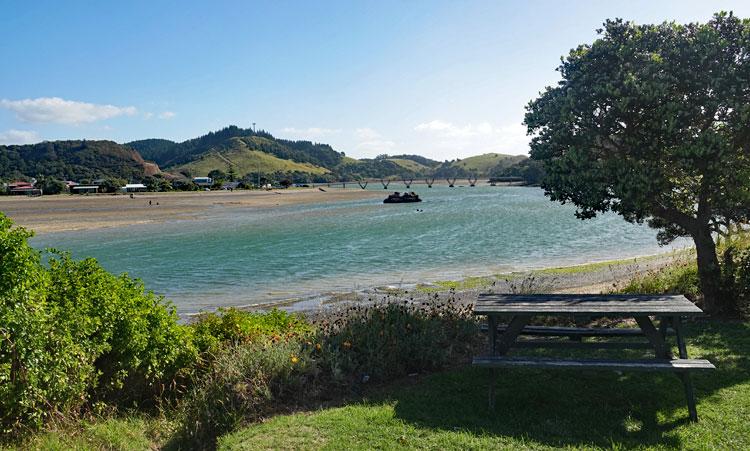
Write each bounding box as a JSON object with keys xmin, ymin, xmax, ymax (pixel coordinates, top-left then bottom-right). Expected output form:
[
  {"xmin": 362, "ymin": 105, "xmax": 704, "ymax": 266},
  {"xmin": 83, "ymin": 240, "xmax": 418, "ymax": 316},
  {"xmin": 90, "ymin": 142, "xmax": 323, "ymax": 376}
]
[{"xmin": 383, "ymin": 191, "xmax": 422, "ymax": 203}]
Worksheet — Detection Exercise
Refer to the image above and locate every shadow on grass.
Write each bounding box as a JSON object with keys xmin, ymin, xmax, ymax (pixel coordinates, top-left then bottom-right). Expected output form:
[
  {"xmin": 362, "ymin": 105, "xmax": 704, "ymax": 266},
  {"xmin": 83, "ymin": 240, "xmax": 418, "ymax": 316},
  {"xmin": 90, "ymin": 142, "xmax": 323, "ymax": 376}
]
[{"xmin": 385, "ymin": 321, "xmax": 750, "ymax": 448}]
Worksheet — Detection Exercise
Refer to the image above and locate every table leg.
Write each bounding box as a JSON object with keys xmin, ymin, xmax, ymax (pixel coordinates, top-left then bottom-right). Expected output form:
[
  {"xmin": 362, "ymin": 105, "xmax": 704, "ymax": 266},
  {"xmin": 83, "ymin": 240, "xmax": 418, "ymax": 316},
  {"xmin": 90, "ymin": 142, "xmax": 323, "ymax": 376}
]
[
  {"xmin": 634, "ymin": 316, "xmax": 671, "ymax": 359},
  {"xmin": 673, "ymin": 316, "xmax": 698, "ymax": 422},
  {"xmin": 487, "ymin": 315, "xmax": 530, "ymax": 411},
  {"xmin": 488, "ymin": 315, "xmax": 497, "ymax": 410}
]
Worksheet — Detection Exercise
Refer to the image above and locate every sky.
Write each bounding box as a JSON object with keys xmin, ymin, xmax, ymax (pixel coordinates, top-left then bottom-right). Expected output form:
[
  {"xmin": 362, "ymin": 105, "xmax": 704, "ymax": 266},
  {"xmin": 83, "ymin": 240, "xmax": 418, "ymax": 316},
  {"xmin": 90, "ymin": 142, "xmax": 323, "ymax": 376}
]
[{"xmin": 2, "ymin": 0, "xmax": 750, "ymax": 160}]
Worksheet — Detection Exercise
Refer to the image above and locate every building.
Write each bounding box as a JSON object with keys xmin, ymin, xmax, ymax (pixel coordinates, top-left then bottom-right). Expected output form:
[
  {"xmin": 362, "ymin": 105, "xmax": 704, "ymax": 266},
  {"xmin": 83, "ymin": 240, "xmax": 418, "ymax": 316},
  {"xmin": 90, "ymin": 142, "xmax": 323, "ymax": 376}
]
[
  {"xmin": 193, "ymin": 177, "xmax": 213, "ymax": 187},
  {"xmin": 7, "ymin": 181, "xmax": 41, "ymax": 196},
  {"xmin": 71, "ymin": 185, "xmax": 100, "ymax": 194},
  {"xmin": 121, "ymin": 183, "xmax": 147, "ymax": 193}
]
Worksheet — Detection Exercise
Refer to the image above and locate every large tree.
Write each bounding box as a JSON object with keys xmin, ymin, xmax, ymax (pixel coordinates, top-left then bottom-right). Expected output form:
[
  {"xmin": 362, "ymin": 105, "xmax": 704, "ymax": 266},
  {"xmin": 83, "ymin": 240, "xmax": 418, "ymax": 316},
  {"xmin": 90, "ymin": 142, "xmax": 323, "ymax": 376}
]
[{"xmin": 525, "ymin": 13, "xmax": 750, "ymax": 313}]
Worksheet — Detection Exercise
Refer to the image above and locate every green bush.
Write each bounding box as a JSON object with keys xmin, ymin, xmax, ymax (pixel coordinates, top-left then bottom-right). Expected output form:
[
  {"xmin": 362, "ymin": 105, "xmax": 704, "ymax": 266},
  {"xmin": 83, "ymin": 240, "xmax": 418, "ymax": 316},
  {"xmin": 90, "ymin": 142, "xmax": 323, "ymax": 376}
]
[
  {"xmin": 318, "ymin": 299, "xmax": 478, "ymax": 383},
  {"xmin": 0, "ymin": 213, "xmax": 196, "ymax": 435},
  {"xmin": 175, "ymin": 337, "xmax": 317, "ymax": 447},
  {"xmin": 46, "ymin": 252, "xmax": 197, "ymax": 401},
  {"xmin": 617, "ymin": 257, "xmax": 701, "ymax": 299},
  {"xmin": 191, "ymin": 308, "xmax": 313, "ymax": 354},
  {"xmin": 0, "ymin": 215, "xmax": 90, "ymax": 434},
  {"xmin": 721, "ymin": 244, "xmax": 750, "ymax": 315}
]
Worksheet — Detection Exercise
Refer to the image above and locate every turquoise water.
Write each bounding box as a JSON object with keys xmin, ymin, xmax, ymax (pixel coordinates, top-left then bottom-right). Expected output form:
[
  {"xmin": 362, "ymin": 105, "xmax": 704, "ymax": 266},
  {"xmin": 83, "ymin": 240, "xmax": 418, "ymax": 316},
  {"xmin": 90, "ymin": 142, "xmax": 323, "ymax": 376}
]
[{"xmin": 31, "ymin": 186, "xmax": 683, "ymax": 314}]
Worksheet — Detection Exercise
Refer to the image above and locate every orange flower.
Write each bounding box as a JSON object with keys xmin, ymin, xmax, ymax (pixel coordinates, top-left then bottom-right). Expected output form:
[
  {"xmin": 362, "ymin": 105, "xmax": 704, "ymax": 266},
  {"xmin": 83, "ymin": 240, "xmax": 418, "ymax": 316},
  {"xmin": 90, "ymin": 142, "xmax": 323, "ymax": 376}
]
[{"xmin": 315, "ymin": 343, "xmax": 322, "ymax": 351}]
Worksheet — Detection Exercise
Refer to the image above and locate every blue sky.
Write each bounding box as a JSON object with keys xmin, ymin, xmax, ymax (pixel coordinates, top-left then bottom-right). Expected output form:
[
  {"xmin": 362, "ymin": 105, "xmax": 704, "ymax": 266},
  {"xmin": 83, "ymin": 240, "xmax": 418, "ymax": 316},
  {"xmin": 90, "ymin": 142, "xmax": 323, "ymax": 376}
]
[{"xmin": 2, "ymin": 0, "xmax": 749, "ymax": 160}]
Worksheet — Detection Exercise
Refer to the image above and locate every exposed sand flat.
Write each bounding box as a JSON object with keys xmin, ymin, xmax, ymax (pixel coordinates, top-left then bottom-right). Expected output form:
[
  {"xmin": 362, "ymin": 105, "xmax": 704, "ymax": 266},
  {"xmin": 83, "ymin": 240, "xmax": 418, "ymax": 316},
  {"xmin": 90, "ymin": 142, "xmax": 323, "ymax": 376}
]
[{"xmin": 0, "ymin": 188, "xmax": 384, "ymax": 234}]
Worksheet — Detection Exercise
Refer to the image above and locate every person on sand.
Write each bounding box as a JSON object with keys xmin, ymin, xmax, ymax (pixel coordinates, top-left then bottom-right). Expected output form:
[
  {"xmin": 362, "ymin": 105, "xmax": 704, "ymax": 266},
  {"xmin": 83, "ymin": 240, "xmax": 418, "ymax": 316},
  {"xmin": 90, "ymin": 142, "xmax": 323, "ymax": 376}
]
[{"xmin": 149, "ymin": 200, "xmax": 152, "ymax": 206}]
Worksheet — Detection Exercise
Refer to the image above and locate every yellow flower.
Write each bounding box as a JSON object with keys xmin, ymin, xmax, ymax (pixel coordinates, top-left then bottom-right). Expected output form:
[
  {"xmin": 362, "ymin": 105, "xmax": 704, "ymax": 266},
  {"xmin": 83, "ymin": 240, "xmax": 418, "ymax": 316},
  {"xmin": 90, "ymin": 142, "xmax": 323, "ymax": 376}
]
[
  {"xmin": 315, "ymin": 343, "xmax": 322, "ymax": 351},
  {"xmin": 291, "ymin": 355, "xmax": 299, "ymax": 364}
]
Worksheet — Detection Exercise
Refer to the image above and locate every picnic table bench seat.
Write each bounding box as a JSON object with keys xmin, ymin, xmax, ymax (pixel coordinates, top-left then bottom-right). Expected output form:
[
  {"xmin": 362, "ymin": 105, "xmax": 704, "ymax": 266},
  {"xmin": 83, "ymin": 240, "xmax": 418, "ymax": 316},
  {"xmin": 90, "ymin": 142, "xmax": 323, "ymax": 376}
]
[
  {"xmin": 472, "ymin": 356, "xmax": 715, "ymax": 371},
  {"xmin": 480, "ymin": 324, "xmax": 674, "ymax": 337},
  {"xmin": 473, "ymin": 293, "xmax": 714, "ymax": 422}
]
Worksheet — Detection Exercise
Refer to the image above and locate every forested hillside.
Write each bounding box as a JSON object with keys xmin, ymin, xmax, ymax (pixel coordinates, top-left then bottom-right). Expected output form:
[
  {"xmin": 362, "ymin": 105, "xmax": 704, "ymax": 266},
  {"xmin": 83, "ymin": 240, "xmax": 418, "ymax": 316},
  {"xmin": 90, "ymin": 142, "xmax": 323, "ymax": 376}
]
[{"xmin": 0, "ymin": 140, "xmax": 155, "ymax": 182}]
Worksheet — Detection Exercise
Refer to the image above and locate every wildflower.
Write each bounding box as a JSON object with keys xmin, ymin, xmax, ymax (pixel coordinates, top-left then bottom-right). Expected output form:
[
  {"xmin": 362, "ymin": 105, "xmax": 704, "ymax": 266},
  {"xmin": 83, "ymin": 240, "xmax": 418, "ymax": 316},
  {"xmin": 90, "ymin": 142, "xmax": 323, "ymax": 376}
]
[
  {"xmin": 291, "ymin": 355, "xmax": 299, "ymax": 364},
  {"xmin": 315, "ymin": 343, "xmax": 322, "ymax": 351},
  {"xmin": 343, "ymin": 341, "xmax": 352, "ymax": 349}
]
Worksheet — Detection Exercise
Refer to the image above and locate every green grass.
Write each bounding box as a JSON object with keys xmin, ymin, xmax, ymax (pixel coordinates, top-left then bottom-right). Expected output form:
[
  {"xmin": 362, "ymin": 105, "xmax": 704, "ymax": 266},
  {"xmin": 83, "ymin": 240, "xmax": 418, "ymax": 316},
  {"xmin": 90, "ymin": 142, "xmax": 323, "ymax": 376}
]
[
  {"xmin": 7, "ymin": 416, "xmax": 169, "ymax": 450},
  {"xmin": 449, "ymin": 153, "xmax": 526, "ymax": 176},
  {"xmin": 417, "ymin": 275, "xmax": 501, "ymax": 293},
  {"xmin": 386, "ymin": 158, "xmax": 431, "ymax": 173},
  {"xmin": 174, "ymin": 137, "xmax": 330, "ymax": 176},
  {"xmin": 219, "ymin": 320, "xmax": 750, "ymax": 450}
]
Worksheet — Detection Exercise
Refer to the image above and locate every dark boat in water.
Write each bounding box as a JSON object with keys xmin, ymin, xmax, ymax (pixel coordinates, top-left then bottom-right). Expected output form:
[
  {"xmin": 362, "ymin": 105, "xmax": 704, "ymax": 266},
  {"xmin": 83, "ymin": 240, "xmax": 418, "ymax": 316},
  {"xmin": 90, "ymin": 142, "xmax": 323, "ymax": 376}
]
[{"xmin": 383, "ymin": 191, "xmax": 422, "ymax": 203}]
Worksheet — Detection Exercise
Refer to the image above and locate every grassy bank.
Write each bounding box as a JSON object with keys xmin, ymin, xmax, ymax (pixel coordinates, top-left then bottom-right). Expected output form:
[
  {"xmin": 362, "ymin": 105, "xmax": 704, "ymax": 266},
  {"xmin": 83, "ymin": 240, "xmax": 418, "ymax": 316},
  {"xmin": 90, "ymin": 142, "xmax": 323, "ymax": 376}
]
[
  {"xmin": 219, "ymin": 321, "xmax": 750, "ymax": 450},
  {"xmin": 3, "ymin": 211, "xmax": 749, "ymax": 450}
]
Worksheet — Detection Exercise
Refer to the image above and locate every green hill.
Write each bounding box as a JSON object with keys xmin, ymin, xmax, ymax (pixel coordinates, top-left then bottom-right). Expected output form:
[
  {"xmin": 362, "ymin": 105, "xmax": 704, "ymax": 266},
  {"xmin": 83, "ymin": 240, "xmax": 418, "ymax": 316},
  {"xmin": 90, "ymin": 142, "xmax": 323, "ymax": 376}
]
[
  {"xmin": 0, "ymin": 140, "xmax": 157, "ymax": 182},
  {"xmin": 173, "ymin": 137, "xmax": 330, "ymax": 176},
  {"xmin": 447, "ymin": 153, "xmax": 526, "ymax": 176},
  {"xmin": 126, "ymin": 126, "xmax": 345, "ymax": 171},
  {"xmin": 386, "ymin": 158, "xmax": 431, "ymax": 173}
]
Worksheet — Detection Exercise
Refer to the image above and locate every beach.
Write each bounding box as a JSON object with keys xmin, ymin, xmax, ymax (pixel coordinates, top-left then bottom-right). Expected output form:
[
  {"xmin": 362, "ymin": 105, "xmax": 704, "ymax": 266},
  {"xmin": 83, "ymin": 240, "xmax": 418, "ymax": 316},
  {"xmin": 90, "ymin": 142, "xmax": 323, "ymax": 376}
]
[{"xmin": 0, "ymin": 188, "xmax": 383, "ymax": 234}]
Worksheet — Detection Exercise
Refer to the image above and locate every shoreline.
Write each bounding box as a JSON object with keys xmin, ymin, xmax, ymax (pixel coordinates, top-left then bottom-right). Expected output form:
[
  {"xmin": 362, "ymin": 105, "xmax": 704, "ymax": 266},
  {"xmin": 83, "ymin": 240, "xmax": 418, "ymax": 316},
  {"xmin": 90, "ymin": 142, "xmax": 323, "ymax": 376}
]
[
  {"xmin": 0, "ymin": 187, "xmax": 384, "ymax": 234},
  {"xmin": 208, "ymin": 248, "xmax": 693, "ymax": 318}
]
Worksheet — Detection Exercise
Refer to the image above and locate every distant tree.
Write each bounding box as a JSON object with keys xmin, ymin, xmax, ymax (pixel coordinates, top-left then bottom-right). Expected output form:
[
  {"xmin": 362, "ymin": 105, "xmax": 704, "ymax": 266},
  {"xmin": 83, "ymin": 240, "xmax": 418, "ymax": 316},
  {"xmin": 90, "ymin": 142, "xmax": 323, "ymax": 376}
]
[
  {"xmin": 208, "ymin": 169, "xmax": 227, "ymax": 183},
  {"xmin": 227, "ymin": 166, "xmax": 236, "ymax": 182},
  {"xmin": 98, "ymin": 177, "xmax": 126, "ymax": 193},
  {"xmin": 279, "ymin": 179, "xmax": 292, "ymax": 188},
  {"xmin": 525, "ymin": 13, "xmax": 750, "ymax": 313},
  {"xmin": 36, "ymin": 177, "xmax": 66, "ymax": 195}
]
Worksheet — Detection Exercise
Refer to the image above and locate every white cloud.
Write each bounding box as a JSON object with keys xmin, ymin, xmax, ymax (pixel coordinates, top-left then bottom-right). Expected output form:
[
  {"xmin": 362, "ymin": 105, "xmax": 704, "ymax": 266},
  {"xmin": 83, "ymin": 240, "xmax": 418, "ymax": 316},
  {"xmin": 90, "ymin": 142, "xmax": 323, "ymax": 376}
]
[
  {"xmin": 351, "ymin": 127, "xmax": 396, "ymax": 156},
  {"xmin": 0, "ymin": 129, "xmax": 40, "ymax": 145},
  {"xmin": 281, "ymin": 127, "xmax": 341, "ymax": 139},
  {"xmin": 0, "ymin": 97, "xmax": 137, "ymax": 125},
  {"xmin": 354, "ymin": 127, "xmax": 381, "ymax": 140},
  {"xmin": 159, "ymin": 111, "xmax": 176, "ymax": 120},
  {"xmin": 414, "ymin": 119, "xmax": 529, "ymax": 156}
]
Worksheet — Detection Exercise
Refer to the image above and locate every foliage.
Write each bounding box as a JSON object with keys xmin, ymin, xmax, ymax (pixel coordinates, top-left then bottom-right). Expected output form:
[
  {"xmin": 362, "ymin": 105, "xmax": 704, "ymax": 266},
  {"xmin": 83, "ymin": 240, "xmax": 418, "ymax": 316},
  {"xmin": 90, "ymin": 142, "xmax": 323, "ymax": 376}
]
[
  {"xmin": 174, "ymin": 337, "xmax": 316, "ymax": 448},
  {"xmin": 96, "ymin": 177, "xmax": 127, "ymax": 193},
  {"xmin": 491, "ymin": 157, "xmax": 546, "ymax": 185},
  {"xmin": 0, "ymin": 214, "xmax": 195, "ymax": 435},
  {"xmin": 0, "ymin": 140, "xmax": 150, "ymax": 182},
  {"xmin": 219, "ymin": 321, "xmax": 750, "ymax": 450},
  {"xmin": 191, "ymin": 308, "xmax": 313, "ymax": 354},
  {"xmin": 616, "ymin": 257, "xmax": 701, "ymax": 299},
  {"xmin": 318, "ymin": 300, "xmax": 478, "ymax": 383},
  {"xmin": 34, "ymin": 177, "xmax": 66, "ymax": 195},
  {"xmin": 525, "ymin": 13, "xmax": 750, "ymax": 312}
]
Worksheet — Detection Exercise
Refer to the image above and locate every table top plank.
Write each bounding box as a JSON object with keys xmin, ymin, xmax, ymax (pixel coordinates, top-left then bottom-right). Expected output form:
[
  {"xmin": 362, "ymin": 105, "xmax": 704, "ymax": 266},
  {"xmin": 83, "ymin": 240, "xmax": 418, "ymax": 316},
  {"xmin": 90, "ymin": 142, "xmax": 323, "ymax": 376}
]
[{"xmin": 474, "ymin": 294, "xmax": 703, "ymax": 316}]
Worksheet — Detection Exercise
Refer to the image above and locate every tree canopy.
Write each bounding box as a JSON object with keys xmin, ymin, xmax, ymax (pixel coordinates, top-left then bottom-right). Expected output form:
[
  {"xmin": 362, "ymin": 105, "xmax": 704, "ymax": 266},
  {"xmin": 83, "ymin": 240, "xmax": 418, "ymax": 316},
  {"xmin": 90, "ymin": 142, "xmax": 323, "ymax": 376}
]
[{"xmin": 525, "ymin": 12, "xmax": 750, "ymax": 312}]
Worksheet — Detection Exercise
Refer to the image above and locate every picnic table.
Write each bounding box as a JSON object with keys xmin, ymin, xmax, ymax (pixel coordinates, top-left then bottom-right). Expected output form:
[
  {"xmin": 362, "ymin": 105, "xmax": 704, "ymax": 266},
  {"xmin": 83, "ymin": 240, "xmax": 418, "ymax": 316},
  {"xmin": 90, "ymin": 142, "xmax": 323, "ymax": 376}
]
[{"xmin": 472, "ymin": 294, "xmax": 715, "ymax": 422}]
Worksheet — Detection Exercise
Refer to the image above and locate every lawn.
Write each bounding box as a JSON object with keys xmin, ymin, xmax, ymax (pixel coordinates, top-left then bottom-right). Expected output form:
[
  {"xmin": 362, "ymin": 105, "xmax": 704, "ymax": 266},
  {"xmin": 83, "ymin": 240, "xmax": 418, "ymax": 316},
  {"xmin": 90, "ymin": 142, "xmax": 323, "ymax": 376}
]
[{"xmin": 219, "ymin": 320, "xmax": 750, "ymax": 450}]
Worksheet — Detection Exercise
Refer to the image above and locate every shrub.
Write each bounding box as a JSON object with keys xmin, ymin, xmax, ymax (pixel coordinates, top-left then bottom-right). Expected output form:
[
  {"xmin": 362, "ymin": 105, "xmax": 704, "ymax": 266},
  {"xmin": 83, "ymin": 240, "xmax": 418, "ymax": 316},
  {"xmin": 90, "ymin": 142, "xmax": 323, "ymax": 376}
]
[
  {"xmin": 191, "ymin": 308, "xmax": 313, "ymax": 354},
  {"xmin": 318, "ymin": 299, "xmax": 478, "ymax": 383},
  {"xmin": 0, "ymin": 213, "xmax": 196, "ymax": 435},
  {"xmin": 0, "ymin": 216, "xmax": 93, "ymax": 433},
  {"xmin": 617, "ymin": 257, "xmax": 701, "ymax": 300},
  {"xmin": 45, "ymin": 252, "xmax": 197, "ymax": 402},
  {"xmin": 721, "ymin": 244, "xmax": 750, "ymax": 315},
  {"xmin": 175, "ymin": 337, "xmax": 317, "ymax": 447}
]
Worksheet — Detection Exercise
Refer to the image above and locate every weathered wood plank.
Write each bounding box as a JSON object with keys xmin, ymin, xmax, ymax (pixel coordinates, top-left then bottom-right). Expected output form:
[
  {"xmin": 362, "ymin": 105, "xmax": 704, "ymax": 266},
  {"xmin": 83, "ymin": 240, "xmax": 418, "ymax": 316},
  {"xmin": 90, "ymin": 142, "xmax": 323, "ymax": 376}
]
[
  {"xmin": 474, "ymin": 293, "xmax": 702, "ymax": 316},
  {"xmin": 472, "ymin": 356, "xmax": 715, "ymax": 371},
  {"xmin": 513, "ymin": 340, "xmax": 653, "ymax": 350},
  {"xmin": 479, "ymin": 324, "xmax": 675, "ymax": 337}
]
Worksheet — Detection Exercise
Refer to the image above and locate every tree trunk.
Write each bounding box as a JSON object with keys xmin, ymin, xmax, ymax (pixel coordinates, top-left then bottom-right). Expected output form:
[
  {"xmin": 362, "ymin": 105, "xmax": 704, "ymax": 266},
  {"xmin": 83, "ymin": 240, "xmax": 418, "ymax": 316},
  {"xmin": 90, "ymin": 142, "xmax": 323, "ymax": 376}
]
[{"xmin": 692, "ymin": 225, "xmax": 724, "ymax": 313}]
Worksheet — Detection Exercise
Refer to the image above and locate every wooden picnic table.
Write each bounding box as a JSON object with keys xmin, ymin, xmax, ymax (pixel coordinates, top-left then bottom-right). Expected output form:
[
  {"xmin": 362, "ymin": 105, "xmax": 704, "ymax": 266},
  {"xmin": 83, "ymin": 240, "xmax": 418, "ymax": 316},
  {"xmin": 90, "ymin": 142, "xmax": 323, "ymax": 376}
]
[{"xmin": 473, "ymin": 294, "xmax": 715, "ymax": 422}]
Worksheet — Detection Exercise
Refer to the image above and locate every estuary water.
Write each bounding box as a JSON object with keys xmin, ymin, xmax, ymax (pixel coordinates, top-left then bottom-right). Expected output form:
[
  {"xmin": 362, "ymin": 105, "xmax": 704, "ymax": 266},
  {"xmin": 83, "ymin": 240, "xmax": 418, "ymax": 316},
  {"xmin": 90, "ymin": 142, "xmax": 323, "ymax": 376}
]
[{"xmin": 31, "ymin": 186, "xmax": 684, "ymax": 314}]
